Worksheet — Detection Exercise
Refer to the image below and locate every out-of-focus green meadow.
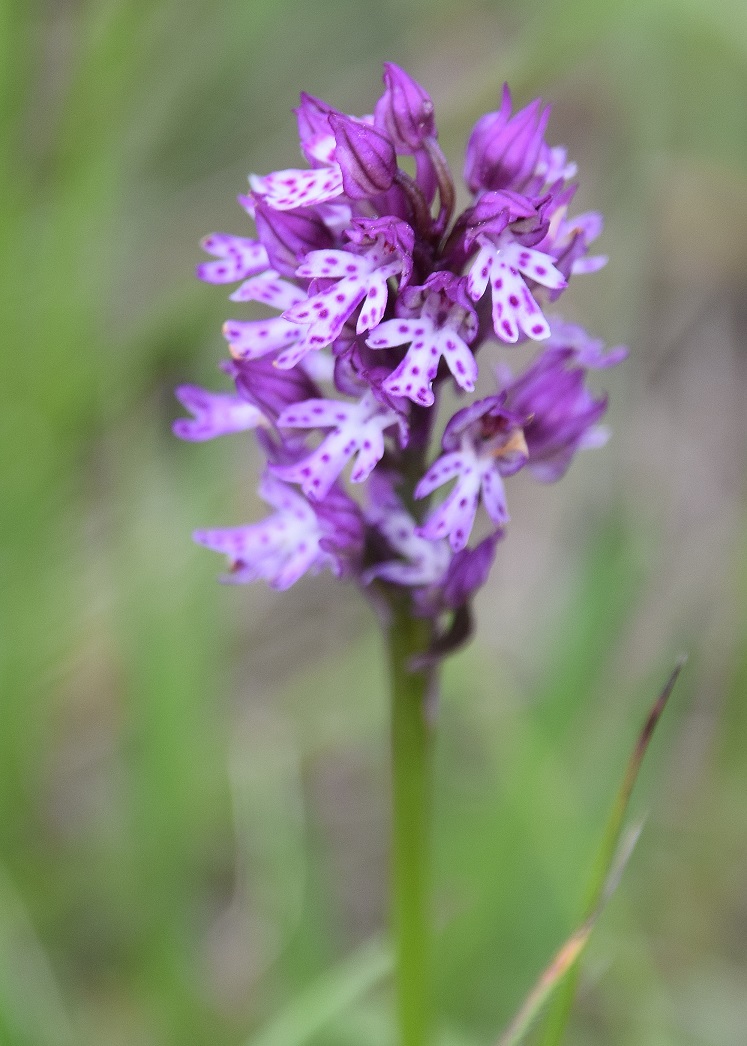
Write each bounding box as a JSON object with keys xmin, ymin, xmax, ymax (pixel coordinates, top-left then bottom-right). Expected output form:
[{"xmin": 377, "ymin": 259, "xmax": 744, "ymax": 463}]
[{"xmin": 1, "ymin": 0, "xmax": 746, "ymax": 1043}]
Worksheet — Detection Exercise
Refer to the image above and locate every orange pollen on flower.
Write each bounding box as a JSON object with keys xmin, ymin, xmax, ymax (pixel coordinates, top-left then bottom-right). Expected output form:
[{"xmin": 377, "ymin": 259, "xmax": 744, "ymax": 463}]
[{"xmin": 490, "ymin": 428, "xmax": 528, "ymax": 459}]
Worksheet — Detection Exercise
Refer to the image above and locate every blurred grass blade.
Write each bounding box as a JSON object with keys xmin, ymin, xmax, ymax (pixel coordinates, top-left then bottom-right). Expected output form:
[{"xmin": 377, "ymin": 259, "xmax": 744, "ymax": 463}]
[
  {"xmin": 245, "ymin": 936, "xmax": 393, "ymax": 1046},
  {"xmin": 538, "ymin": 657, "xmax": 686, "ymax": 1046},
  {"xmin": 0, "ymin": 864, "xmax": 74, "ymax": 1046},
  {"xmin": 494, "ymin": 822, "xmax": 641, "ymax": 1046}
]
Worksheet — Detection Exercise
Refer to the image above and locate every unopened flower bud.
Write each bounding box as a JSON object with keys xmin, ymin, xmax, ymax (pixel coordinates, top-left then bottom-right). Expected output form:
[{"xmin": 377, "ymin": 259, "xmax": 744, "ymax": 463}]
[
  {"xmin": 329, "ymin": 114, "xmax": 397, "ymax": 199},
  {"xmin": 374, "ymin": 62, "xmax": 436, "ymax": 152},
  {"xmin": 464, "ymin": 84, "xmax": 550, "ymax": 194}
]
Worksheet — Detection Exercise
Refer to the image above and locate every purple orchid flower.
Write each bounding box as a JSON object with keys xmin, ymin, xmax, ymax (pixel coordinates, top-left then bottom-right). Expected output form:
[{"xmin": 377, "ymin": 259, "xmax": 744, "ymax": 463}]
[
  {"xmin": 415, "ymin": 397, "xmax": 528, "ymax": 551},
  {"xmin": 181, "ymin": 63, "xmax": 623, "ymax": 614},
  {"xmin": 193, "ymin": 473, "xmax": 362, "ymax": 590}
]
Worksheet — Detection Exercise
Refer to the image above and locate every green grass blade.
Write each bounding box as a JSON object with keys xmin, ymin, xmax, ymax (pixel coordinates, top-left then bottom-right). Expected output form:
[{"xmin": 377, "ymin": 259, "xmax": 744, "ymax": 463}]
[
  {"xmin": 494, "ymin": 823, "xmax": 642, "ymax": 1046},
  {"xmin": 244, "ymin": 937, "xmax": 393, "ymax": 1046},
  {"xmin": 0, "ymin": 864, "xmax": 74, "ymax": 1046},
  {"xmin": 537, "ymin": 657, "xmax": 686, "ymax": 1046}
]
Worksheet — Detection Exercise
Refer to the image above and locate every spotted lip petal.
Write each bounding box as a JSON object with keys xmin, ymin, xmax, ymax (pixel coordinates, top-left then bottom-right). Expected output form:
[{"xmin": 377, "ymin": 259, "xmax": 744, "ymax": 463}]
[
  {"xmin": 193, "ymin": 475, "xmax": 361, "ymax": 590},
  {"xmin": 365, "ymin": 274, "xmax": 479, "ymax": 405},
  {"xmin": 196, "ymin": 234, "xmax": 269, "ymax": 284},
  {"xmin": 223, "ymin": 316, "xmax": 304, "ymax": 360},
  {"xmin": 172, "ymin": 386, "xmax": 266, "ymax": 441},
  {"xmin": 285, "ymin": 230, "xmax": 410, "ymax": 348},
  {"xmin": 272, "ymin": 392, "xmax": 398, "ymax": 500},
  {"xmin": 416, "ymin": 458, "xmax": 485, "ymax": 552},
  {"xmin": 192, "ymin": 477, "xmax": 327, "ymax": 590},
  {"xmin": 468, "ymin": 237, "xmax": 566, "ymax": 343},
  {"xmin": 229, "ymin": 270, "xmax": 306, "ymax": 308},
  {"xmin": 250, "ymin": 166, "xmax": 344, "ymax": 212},
  {"xmin": 414, "ymin": 396, "xmax": 528, "ymax": 549},
  {"xmin": 283, "ymin": 274, "xmax": 369, "ymax": 349},
  {"xmin": 363, "ymin": 489, "xmax": 451, "ymax": 588},
  {"xmin": 368, "ymin": 316, "xmax": 477, "ymax": 407}
]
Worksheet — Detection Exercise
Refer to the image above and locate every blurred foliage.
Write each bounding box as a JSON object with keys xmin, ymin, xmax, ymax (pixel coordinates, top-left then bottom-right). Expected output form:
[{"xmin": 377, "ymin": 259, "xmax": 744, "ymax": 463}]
[{"xmin": 1, "ymin": 0, "xmax": 746, "ymax": 1044}]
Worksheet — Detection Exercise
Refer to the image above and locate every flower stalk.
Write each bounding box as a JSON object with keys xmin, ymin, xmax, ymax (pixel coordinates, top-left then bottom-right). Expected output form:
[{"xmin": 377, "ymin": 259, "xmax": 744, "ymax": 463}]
[{"xmin": 388, "ymin": 601, "xmax": 435, "ymax": 1046}]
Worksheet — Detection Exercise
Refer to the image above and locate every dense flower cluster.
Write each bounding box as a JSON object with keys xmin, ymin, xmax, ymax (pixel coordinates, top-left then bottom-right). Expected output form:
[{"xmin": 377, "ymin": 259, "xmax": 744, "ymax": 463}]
[{"xmin": 177, "ymin": 64, "xmax": 624, "ymax": 642}]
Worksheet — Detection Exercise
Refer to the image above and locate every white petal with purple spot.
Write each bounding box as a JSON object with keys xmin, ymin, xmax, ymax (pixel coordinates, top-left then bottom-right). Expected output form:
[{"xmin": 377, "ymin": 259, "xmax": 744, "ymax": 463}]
[
  {"xmin": 230, "ymin": 271, "xmax": 306, "ymax": 308},
  {"xmin": 197, "ymin": 234, "xmax": 269, "ymax": 284},
  {"xmin": 223, "ymin": 317, "xmax": 304, "ymax": 359},
  {"xmin": 173, "ymin": 386, "xmax": 266, "ymax": 441},
  {"xmin": 356, "ymin": 273, "xmax": 390, "ymax": 333},
  {"xmin": 349, "ymin": 427, "xmax": 385, "ymax": 483},
  {"xmin": 434, "ymin": 327, "xmax": 478, "ymax": 392},
  {"xmin": 274, "ymin": 331, "xmax": 325, "ymax": 369},
  {"xmin": 193, "ymin": 476, "xmax": 333, "ymax": 590},
  {"xmin": 363, "ymin": 501, "xmax": 451, "ymax": 588},
  {"xmin": 249, "ymin": 166, "xmax": 343, "ymax": 210},
  {"xmin": 366, "ymin": 318, "xmax": 424, "ymax": 349},
  {"xmin": 417, "ymin": 469, "xmax": 482, "ymax": 551},
  {"xmin": 284, "ymin": 277, "xmax": 367, "ymax": 345},
  {"xmin": 274, "ymin": 431, "xmax": 359, "ymax": 499},
  {"xmin": 507, "ymin": 244, "xmax": 566, "ymax": 290},
  {"xmin": 296, "ymin": 250, "xmax": 372, "ymax": 280},
  {"xmin": 479, "ymin": 465, "xmax": 509, "ymax": 524},
  {"xmin": 275, "ymin": 392, "xmax": 398, "ymax": 499},
  {"xmin": 572, "ymin": 254, "xmax": 607, "ymax": 275},
  {"xmin": 415, "ymin": 452, "xmax": 466, "ymax": 499},
  {"xmin": 489, "ymin": 260, "xmax": 549, "ymax": 342},
  {"xmin": 466, "ymin": 243, "xmax": 494, "ymax": 301},
  {"xmin": 277, "ymin": 399, "xmax": 356, "ymax": 429}
]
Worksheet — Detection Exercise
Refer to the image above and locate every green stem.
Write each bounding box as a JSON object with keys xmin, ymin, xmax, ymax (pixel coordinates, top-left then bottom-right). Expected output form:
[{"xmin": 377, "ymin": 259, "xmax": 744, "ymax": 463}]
[{"xmin": 387, "ymin": 603, "xmax": 436, "ymax": 1046}]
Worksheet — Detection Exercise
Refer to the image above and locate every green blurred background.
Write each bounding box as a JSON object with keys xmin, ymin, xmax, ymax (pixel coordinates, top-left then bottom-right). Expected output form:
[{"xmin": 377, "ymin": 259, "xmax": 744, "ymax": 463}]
[{"xmin": 1, "ymin": 0, "xmax": 746, "ymax": 1043}]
